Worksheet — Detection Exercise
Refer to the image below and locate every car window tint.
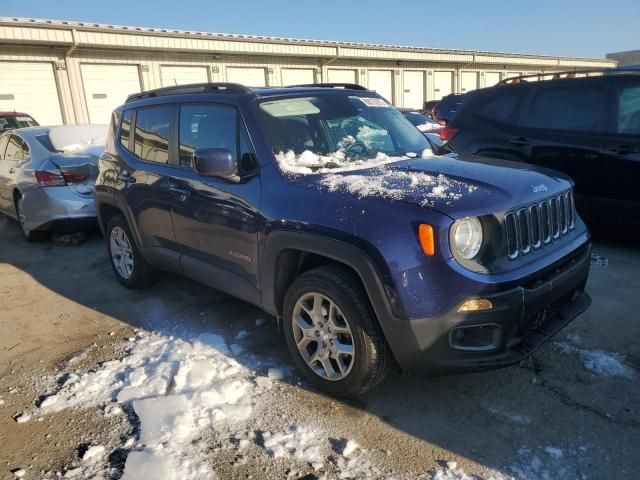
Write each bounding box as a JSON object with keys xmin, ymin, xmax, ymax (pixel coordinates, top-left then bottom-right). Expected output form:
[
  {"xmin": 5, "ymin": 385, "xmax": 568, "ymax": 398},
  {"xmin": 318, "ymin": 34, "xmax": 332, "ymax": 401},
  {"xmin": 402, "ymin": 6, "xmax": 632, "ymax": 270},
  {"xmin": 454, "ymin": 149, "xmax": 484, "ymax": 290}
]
[
  {"xmin": 179, "ymin": 104, "xmax": 237, "ymax": 168},
  {"xmin": 134, "ymin": 106, "xmax": 171, "ymax": 163},
  {"xmin": 4, "ymin": 134, "xmax": 29, "ymax": 162},
  {"xmin": 0, "ymin": 134, "xmax": 9, "ymax": 159},
  {"xmin": 475, "ymin": 88, "xmax": 521, "ymax": 122},
  {"xmin": 121, "ymin": 110, "xmax": 133, "ymax": 150},
  {"xmin": 521, "ymin": 85, "xmax": 603, "ymax": 131},
  {"xmin": 618, "ymin": 86, "xmax": 640, "ymax": 135}
]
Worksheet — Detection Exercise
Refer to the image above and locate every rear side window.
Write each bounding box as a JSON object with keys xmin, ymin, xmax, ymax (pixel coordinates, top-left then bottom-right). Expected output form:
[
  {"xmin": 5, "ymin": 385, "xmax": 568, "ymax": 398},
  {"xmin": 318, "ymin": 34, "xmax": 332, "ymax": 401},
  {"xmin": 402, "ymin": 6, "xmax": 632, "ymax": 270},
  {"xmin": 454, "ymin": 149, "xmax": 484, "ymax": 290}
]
[
  {"xmin": 179, "ymin": 104, "xmax": 255, "ymax": 171},
  {"xmin": 475, "ymin": 88, "xmax": 521, "ymax": 123},
  {"xmin": 617, "ymin": 86, "xmax": 640, "ymax": 135},
  {"xmin": 4, "ymin": 134, "xmax": 29, "ymax": 162},
  {"xmin": 134, "ymin": 106, "xmax": 171, "ymax": 163},
  {"xmin": 521, "ymin": 85, "xmax": 604, "ymax": 132},
  {"xmin": 120, "ymin": 110, "xmax": 133, "ymax": 149}
]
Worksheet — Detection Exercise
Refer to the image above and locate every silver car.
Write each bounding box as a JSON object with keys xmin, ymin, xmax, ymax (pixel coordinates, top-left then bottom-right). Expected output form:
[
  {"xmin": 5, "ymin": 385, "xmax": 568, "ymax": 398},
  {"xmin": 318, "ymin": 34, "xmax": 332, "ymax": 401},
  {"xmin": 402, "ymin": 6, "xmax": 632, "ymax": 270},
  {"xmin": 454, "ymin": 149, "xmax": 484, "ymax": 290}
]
[{"xmin": 0, "ymin": 124, "xmax": 107, "ymax": 241}]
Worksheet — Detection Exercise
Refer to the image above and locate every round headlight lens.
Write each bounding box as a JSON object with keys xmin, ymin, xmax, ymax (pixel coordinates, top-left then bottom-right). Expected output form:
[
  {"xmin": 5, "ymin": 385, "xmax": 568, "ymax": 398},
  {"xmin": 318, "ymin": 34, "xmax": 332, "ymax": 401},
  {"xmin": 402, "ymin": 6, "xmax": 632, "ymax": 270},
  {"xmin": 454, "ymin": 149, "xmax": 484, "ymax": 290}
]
[{"xmin": 453, "ymin": 217, "xmax": 483, "ymax": 260}]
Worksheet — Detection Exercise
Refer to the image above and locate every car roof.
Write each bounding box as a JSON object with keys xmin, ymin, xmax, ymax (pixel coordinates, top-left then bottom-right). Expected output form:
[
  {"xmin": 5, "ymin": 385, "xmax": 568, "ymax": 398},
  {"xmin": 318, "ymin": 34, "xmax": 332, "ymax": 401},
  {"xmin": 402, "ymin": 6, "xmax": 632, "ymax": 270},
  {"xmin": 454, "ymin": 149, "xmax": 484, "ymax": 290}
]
[{"xmin": 0, "ymin": 111, "xmax": 34, "ymax": 117}]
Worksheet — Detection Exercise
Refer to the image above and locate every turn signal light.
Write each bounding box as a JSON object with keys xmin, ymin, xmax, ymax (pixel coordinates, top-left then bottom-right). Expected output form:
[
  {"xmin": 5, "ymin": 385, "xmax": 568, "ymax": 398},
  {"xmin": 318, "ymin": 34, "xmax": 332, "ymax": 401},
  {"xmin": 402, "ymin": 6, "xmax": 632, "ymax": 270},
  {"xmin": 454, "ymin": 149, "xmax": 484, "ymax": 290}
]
[
  {"xmin": 458, "ymin": 298, "xmax": 493, "ymax": 312},
  {"xmin": 418, "ymin": 224, "xmax": 435, "ymax": 256}
]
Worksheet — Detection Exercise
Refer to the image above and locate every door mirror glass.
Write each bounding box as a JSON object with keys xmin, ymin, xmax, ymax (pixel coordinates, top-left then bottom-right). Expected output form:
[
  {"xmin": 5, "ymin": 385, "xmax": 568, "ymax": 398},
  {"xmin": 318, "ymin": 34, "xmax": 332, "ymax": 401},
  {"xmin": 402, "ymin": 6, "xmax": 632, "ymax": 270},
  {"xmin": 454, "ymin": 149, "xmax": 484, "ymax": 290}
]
[{"xmin": 194, "ymin": 148, "xmax": 236, "ymax": 178}]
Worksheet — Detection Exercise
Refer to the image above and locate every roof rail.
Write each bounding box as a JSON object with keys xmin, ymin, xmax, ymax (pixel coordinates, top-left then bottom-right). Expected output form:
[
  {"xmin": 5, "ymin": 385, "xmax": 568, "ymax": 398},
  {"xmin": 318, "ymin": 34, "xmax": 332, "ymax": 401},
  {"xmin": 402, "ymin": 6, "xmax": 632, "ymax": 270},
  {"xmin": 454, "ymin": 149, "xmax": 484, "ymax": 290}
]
[
  {"xmin": 286, "ymin": 83, "xmax": 369, "ymax": 91},
  {"xmin": 125, "ymin": 83, "xmax": 252, "ymax": 103},
  {"xmin": 498, "ymin": 66, "xmax": 640, "ymax": 85}
]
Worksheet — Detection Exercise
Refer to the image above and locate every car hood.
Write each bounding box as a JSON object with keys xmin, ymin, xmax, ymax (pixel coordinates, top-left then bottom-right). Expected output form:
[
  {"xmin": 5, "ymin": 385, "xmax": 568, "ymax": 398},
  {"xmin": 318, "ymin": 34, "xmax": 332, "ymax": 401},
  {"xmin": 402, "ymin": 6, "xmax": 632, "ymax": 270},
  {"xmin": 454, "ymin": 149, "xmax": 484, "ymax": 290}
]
[{"xmin": 305, "ymin": 153, "xmax": 572, "ymax": 219}]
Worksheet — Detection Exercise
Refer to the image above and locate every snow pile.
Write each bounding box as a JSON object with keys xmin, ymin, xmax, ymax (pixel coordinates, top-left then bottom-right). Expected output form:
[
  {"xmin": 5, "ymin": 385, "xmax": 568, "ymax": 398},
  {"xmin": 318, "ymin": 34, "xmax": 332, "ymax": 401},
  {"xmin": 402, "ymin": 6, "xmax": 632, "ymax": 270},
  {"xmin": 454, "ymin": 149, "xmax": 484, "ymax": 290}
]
[
  {"xmin": 556, "ymin": 341, "xmax": 635, "ymax": 379},
  {"xmin": 430, "ymin": 461, "xmax": 475, "ymax": 480},
  {"xmin": 48, "ymin": 124, "xmax": 107, "ymax": 153},
  {"xmin": 262, "ymin": 425, "xmax": 325, "ymax": 469},
  {"xmin": 320, "ymin": 169, "xmax": 477, "ymax": 206},
  {"xmin": 36, "ymin": 331, "xmax": 261, "ymax": 480}
]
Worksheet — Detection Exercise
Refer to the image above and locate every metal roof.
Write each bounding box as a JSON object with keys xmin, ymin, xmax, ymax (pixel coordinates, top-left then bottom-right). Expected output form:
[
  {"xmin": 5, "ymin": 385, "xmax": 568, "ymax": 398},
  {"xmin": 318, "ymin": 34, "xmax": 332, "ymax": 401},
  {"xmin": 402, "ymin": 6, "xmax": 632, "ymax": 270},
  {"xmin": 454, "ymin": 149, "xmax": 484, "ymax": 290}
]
[{"xmin": 0, "ymin": 16, "xmax": 617, "ymax": 65}]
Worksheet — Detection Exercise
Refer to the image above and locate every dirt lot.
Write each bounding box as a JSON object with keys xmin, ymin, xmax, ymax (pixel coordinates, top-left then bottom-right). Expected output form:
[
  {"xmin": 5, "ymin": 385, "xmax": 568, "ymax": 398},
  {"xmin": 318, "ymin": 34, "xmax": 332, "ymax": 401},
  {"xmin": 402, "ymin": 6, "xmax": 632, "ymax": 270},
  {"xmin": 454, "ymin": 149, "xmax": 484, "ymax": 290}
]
[{"xmin": 0, "ymin": 215, "xmax": 638, "ymax": 480}]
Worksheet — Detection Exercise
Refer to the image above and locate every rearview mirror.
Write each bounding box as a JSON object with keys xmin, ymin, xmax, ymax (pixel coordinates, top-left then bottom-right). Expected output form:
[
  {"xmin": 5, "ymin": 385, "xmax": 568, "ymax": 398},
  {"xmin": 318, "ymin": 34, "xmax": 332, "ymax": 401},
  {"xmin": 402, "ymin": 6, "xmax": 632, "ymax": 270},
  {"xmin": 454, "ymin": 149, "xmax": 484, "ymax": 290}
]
[{"xmin": 193, "ymin": 148, "xmax": 236, "ymax": 179}]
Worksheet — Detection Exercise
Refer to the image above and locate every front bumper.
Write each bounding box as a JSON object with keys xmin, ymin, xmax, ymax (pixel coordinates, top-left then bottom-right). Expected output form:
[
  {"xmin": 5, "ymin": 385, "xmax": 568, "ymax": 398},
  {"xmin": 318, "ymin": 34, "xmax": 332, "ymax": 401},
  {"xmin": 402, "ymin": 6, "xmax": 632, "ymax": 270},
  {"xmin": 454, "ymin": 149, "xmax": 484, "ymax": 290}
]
[{"xmin": 383, "ymin": 242, "xmax": 592, "ymax": 374}]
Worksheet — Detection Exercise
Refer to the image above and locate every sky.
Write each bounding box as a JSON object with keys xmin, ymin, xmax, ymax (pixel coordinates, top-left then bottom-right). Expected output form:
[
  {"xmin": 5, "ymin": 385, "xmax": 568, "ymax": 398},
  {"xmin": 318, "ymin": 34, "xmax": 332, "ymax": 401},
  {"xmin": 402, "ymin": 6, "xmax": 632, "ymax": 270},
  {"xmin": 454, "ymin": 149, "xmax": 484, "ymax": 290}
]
[{"xmin": 2, "ymin": 0, "xmax": 638, "ymax": 59}]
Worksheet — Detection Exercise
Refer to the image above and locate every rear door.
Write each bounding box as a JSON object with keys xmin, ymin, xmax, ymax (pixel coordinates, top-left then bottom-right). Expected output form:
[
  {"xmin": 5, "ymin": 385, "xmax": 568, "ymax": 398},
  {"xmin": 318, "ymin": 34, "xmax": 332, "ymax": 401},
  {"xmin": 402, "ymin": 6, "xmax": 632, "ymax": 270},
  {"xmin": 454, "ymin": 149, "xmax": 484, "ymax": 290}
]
[
  {"xmin": 0, "ymin": 134, "xmax": 29, "ymax": 213},
  {"xmin": 116, "ymin": 105, "xmax": 178, "ymax": 259},
  {"xmin": 600, "ymin": 78, "xmax": 640, "ymax": 222},
  {"xmin": 166, "ymin": 102, "xmax": 262, "ymax": 303},
  {"xmin": 514, "ymin": 80, "xmax": 608, "ymax": 216},
  {"xmin": 0, "ymin": 133, "xmax": 11, "ymax": 213}
]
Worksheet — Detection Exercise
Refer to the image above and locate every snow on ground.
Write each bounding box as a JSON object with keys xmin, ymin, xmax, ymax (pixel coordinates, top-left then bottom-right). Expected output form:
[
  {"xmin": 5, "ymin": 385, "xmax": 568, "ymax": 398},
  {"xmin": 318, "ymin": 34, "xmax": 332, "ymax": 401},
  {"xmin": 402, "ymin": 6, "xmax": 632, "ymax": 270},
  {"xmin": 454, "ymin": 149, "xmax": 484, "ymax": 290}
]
[{"xmin": 556, "ymin": 339, "xmax": 635, "ymax": 379}]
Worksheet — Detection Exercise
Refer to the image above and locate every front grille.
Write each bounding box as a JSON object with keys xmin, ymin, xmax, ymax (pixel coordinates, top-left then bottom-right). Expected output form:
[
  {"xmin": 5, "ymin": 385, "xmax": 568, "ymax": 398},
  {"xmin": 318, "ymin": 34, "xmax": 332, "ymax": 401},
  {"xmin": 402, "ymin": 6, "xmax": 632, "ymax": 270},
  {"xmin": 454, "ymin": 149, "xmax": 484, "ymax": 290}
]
[{"xmin": 504, "ymin": 191, "xmax": 575, "ymax": 260}]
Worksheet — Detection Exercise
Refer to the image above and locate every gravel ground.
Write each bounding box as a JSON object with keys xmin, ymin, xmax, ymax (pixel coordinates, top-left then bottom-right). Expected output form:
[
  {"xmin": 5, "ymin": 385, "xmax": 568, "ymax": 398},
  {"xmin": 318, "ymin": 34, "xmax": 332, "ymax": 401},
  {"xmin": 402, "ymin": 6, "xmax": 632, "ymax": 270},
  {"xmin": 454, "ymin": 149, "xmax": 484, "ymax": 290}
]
[{"xmin": 0, "ymin": 215, "xmax": 638, "ymax": 480}]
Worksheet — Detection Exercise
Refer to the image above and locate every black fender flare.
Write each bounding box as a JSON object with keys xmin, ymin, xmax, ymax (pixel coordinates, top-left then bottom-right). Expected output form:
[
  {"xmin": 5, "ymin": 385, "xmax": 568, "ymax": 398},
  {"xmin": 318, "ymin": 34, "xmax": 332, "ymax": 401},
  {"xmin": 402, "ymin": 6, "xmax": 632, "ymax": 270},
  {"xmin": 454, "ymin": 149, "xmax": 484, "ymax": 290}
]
[
  {"xmin": 94, "ymin": 188, "xmax": 145, "ymax": 252},
  {"xmin": 260, "ymin": 230, "xmax": 404, "ymax": 343}
]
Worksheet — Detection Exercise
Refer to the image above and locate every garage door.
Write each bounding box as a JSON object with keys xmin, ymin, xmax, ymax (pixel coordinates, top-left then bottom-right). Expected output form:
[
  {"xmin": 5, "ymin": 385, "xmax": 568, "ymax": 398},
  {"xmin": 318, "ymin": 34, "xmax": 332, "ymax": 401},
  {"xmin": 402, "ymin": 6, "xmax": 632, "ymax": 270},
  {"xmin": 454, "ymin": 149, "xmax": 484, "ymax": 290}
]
[
  {"xmin": 0, "ymin": 62, "xmax": 63, "ymax": 125},
  {"xmin": 81, "ymin": 64, "xmax": 141, "ymax": 124},
  {"xmin": 161, "ymin": 66, "xmax": 208, "ymax": 87},
  {"xmin": 368, "ymin": 70, "xmax": 394, "ymax": 104},
  {"xmin": 433, "ymin": 71, "xmax": 453, "ymax": 100},
  {"xmin": 460, "ymin": 72, "xmax": 478, "ymax": 94},
  {"xmin": 327, "ymin": 69, "xmax": 357, "ymax": 84},
  {"xmin": 485, "ymin": 72, "xmax": 501, "ymax": 87},
  {"xmin": 226, "ymin": 67, "xmax": 267, "ymax": 87},
  {"xmin": 403, "ymin": 71, "xmax": 425, "ymax": 109},
  {"xmin": 281, "ymin": 68, "xmax": 315, "ymax": 86}
]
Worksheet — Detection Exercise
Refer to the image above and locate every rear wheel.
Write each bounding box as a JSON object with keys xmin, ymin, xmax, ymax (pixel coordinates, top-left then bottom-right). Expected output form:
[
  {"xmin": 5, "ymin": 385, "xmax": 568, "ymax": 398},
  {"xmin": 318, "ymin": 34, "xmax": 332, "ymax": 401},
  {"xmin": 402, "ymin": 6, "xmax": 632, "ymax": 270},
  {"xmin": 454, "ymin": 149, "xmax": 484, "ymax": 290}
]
[
  {"xmin": 14, "ymin": 195, "xmax": 47, "ymax": 242},
  {"xmin": 283, "ymin": 265, "xmax": 392, "ymax": 397},
  {"xmin": 106, "ymin": 214, "xmax": 156, "ymax": 289}
]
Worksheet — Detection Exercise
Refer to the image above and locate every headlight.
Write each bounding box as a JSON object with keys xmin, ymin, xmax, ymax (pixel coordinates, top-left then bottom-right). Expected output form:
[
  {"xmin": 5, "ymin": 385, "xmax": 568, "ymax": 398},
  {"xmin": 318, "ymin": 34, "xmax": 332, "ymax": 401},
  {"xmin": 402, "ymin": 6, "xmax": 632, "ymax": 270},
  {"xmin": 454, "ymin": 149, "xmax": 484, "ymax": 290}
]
[{"xmin": 452, "ymin": 217, "xmax": 483, "ymax": 260}]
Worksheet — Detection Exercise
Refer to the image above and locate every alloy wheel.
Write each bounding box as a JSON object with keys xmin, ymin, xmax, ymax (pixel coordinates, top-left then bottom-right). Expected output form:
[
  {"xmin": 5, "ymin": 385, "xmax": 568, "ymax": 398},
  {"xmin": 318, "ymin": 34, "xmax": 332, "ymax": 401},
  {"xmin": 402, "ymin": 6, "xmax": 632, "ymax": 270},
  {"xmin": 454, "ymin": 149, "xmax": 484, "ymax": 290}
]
[
  {"xmin": 110, "ymin": 226, "xmax": 134, "ymax": 279},
  {"xmin": 292, "ymin": 292, "xmax": 355, "ymax": 381}
]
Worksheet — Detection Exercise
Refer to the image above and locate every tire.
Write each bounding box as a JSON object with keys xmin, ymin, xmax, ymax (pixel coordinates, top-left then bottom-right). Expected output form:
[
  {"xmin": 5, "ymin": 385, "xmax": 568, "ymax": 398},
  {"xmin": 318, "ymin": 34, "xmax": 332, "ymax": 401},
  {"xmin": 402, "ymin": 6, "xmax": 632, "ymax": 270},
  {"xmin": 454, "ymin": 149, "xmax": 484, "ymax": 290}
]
[
  {"xmin": 282, "ymin": 265, "xmax": 392, "ymax": 397},
  {"xmin": 14, "ymin": 195, "xmax": 48, "ymax": 242},
  {"xmin": 106, "ymin": 214, "xmax": 156, "ymax": 289}
]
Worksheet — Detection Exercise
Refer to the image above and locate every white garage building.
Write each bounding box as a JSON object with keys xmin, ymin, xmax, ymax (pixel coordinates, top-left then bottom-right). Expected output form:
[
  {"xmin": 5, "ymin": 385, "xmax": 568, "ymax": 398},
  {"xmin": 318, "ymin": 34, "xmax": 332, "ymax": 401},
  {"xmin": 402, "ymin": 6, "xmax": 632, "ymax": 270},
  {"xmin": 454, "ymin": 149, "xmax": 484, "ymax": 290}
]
[{"xmin": 0, "ymin": 17, "xmax": 617, "ymax": 126}]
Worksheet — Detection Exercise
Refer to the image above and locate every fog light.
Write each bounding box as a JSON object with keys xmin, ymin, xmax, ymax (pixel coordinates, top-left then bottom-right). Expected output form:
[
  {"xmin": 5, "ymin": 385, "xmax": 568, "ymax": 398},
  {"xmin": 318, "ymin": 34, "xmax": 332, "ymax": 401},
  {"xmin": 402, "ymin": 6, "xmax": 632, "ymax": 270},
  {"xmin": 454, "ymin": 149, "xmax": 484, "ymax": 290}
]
[{"xmin": 458, "ymin": 298, "xmax": 493, "ymax": 312}]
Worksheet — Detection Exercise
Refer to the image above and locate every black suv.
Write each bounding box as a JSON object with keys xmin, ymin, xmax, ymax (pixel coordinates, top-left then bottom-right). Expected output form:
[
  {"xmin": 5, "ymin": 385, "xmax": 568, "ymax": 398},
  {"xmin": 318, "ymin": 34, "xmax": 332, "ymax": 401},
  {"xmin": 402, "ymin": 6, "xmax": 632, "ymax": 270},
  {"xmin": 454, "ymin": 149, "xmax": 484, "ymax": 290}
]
[
  {"xmin": 95, "ymin": 83, "xmax": 592, "ymax": 397},
  {"xmin": 446, "ymin": 69, "xmax": 640, "ymax": 225}
]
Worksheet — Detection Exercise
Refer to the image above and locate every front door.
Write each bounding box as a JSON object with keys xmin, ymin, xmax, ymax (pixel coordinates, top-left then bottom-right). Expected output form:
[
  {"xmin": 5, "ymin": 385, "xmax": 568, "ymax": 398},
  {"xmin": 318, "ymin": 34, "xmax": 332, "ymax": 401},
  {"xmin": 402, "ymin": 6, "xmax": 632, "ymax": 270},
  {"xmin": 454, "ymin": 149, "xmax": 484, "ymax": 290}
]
[{"xmin": 167, "ymin": 103, "xmax": 263, "ymax": 303}]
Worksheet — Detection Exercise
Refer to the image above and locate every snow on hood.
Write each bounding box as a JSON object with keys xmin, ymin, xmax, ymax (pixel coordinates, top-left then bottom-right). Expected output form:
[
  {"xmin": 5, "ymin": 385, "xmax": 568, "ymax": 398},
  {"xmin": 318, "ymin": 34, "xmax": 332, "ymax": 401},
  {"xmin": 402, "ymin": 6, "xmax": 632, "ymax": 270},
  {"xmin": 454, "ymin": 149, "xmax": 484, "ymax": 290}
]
[
  {"xmin": 416, "ymin": 122, "xmax": 443, "ymax": 133},
  {"xmin": 48, "ymin": 124, "xmax": 108, "ymax": 153}
]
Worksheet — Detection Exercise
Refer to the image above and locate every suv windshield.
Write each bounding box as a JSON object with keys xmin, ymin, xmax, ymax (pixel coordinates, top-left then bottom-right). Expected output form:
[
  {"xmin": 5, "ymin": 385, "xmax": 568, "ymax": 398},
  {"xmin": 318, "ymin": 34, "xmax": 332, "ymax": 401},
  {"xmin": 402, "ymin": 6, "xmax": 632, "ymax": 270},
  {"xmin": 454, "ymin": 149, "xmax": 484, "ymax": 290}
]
[{"xmin": 258, "ymin": 94, "xmax": 430, "ymax": 168}]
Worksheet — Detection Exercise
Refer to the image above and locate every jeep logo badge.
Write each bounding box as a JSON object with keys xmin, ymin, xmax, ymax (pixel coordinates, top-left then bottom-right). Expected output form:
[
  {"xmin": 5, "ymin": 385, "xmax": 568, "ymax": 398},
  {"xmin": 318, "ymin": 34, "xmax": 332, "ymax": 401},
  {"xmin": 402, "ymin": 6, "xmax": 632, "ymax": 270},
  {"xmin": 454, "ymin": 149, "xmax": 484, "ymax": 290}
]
[{"xmin": 530, "ymin": 184, "xmax": 548, "ymax": 193}]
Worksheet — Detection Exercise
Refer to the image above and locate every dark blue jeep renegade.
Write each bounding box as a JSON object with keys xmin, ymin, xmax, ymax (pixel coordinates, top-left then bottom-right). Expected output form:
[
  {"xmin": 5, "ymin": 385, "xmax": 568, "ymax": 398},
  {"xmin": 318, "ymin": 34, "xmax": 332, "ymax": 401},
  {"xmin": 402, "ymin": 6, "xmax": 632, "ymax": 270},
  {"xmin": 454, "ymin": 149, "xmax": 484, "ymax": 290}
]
[{"xmin": 95, "ymin": 83, "xmax": 592, "ymax": 397}]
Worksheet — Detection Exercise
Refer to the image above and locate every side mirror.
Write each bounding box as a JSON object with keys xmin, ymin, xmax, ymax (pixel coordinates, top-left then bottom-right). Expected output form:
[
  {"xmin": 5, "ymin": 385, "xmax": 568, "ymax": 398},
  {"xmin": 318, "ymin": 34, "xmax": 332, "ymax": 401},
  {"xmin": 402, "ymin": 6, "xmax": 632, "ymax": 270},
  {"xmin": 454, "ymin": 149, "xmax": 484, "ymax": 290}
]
[{"xmin": 193, "ymin": 148, "xmax": 236, "ymax": 179}]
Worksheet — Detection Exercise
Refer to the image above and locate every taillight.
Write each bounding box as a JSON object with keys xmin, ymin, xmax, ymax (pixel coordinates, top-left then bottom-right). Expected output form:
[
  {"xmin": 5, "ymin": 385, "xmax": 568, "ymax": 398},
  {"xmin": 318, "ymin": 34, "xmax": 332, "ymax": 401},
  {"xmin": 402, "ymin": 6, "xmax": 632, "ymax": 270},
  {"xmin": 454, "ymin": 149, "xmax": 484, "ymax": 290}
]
[
  {"xmin": 35, "ymin": 170, "xmax": 65, "ymax": 186},
  {"xmin": 440, "ymin": 126, "xmax": 459, "ymax": 142},
  {"xmin": 61, "ymin": 171, "xmax": 89, "ymax": 184}
]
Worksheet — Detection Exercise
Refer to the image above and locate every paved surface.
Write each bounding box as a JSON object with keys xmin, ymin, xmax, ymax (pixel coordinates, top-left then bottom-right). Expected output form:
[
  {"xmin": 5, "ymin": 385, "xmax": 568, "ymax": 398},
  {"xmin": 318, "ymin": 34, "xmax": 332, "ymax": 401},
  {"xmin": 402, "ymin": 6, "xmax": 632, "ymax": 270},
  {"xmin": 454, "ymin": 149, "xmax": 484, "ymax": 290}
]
[{"xmin": 0, "ymin": 215, "xmax": 638, "ymax": 479}]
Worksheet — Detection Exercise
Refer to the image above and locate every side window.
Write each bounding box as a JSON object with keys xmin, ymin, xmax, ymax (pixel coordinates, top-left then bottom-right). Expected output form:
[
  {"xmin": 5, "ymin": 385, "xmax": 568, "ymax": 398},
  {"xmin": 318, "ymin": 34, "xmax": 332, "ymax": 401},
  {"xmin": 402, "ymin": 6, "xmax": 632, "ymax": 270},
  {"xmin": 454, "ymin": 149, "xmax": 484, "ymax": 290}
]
[
  {"xmin": 617, "ymin": 86, "xmax": 640, "ymax": 135},
  {"xmin": 134, "ymin": 106, "xmax": 171, "ymax": 163},
  {"xmin": 179, "ymin": 104, "xmax": 255, "ymax": 170},
  {"xmin": 4, "ymin": 134, "xmax": 29, "ymax": 162},
  {"xmin": 520, "ymin": 85, "xmax": 604, "ymax": 132},
  {"xmin": 0, "ymin": 135, "xmax": 9, "ymax": 160},
  {"xmin": 475, "ymin": 88, "xmax": 521, "ymax": 123},
  {"xmin": 120, "ymin": 110, "xmax": 132, "ymax": 150}
]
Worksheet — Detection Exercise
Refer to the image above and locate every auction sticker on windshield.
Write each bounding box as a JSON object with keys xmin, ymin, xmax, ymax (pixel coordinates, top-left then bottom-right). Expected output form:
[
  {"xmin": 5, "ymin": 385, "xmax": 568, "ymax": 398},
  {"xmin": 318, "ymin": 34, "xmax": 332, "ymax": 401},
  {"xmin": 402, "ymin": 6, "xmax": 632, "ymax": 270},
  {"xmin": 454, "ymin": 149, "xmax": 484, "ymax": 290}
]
[{"xmin": 356, "ymin": 97, "xmax": 389, "ymax": 108}]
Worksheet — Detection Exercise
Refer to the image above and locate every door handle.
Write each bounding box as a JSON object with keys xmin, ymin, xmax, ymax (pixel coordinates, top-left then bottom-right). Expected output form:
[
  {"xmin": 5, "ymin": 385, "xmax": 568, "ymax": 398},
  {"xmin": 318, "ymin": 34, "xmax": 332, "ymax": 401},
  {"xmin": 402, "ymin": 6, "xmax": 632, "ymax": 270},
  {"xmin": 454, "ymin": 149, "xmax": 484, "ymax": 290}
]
[
  {"xmin": 169, "ymin": 184, "xmax": 191, "ymax": 201},
  {"xmin": 509, "ymin": 137, "xmax": 530, "ymax": 146},
  {"xmin": 117, "ymin": 172, "xmax": 136, "ymax": 184}
]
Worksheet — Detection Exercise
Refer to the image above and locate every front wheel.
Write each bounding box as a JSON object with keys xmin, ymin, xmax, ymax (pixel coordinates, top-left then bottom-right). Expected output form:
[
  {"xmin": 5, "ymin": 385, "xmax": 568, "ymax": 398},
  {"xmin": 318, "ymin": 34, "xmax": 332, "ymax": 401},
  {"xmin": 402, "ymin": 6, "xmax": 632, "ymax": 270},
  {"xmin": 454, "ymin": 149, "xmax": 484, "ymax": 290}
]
[
  {"xmin": 106, "ymin": 214, "xmax": 156, "ymax": 289},
  {"xmin": 282, "ymin": 266, "xmax": 392, "ymax": 397}
]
